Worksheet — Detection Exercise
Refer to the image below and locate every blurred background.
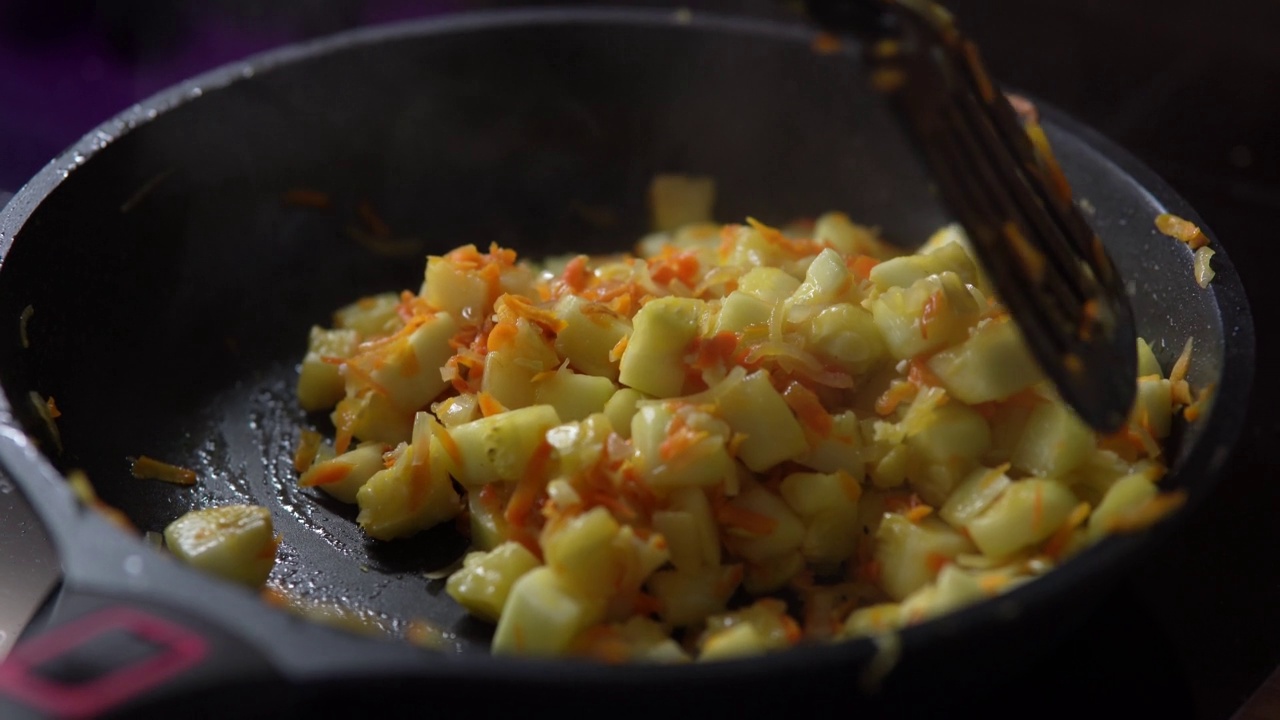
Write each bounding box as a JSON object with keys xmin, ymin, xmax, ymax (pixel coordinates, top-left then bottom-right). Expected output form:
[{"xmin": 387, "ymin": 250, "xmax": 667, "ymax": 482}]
[{"xmin": 1, "ymin": 1, "xmax": 1277, "ymax": 717}]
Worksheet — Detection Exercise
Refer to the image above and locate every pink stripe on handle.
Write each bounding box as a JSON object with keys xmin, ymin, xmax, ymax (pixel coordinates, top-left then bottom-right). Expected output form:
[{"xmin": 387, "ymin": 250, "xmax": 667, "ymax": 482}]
[{"xmin": 0, "ymin": 606, "xmax": 208, "ymax": 718}]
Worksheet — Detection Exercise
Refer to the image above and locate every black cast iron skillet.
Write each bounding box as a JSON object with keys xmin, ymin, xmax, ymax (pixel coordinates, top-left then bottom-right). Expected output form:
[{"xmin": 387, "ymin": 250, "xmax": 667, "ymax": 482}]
[{"xmin": 0, "ymin": 8, "xmax": 1254, "ymax": 718}]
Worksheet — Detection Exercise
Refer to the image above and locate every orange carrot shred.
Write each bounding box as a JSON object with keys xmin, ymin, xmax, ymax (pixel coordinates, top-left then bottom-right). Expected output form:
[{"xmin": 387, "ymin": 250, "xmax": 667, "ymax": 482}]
[
  {"xmin": 130, "ymin": 456, "xmax": 197, "ymax": 486},
  {"xmin": 717, "ymin": 504, "xmax": 779, "ymax": 536}
]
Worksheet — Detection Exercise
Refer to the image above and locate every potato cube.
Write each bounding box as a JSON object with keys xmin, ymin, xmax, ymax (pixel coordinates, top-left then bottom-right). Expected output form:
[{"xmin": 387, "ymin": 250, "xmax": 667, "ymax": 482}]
[
  {"xmin": 297, "ymin": 326, "xmax": 358, "ymax": 411},
  {"xmin": 1088, "ymin": 473, "xmax": 1157, "ymax": 541},
  {"xmin": 365, "ymin": 312, "xmax": 459, "ymax": 414},
  {"xmin": 603, "ymin": 388, "xmax": 645, "ymax": 440},
  {"xmin": 164, "ymin": 505, "xmax": 277, "ymax": 587},
  {"xmin": 356, "ymin": 435, "xmax": 460, "ymax": 541},
  {"xmin": 648, "ymin": 564, "xmax": 742, "ymax": 627},
  {"xmin": 1011, "ymin": 400, "xmax": 1094, "ymax": 477},
  {"xmin": 804, "ymin": 303, "xmax": 886, "ymax": 377},
  {"xmin": 619, "ymin": 297, "xmax": 703, "ymax": 398},
  {"xmin": 492, "ymin": 567, "xmax": 603, "ymax": 656},
  {"xmin": 333, "ymin": 293, "xmax": 403, "ymax": 338},
  {"xmin": 534, "ymin": 370, "xmax": 616, "ymax": 422},
  {"xmin": 870, "ymin": 271, "xmax": 980, "ymax": 360},
  {"xmin": 715, "ymin": 370, "xmax": 808, "ymax": 472},
  {"xmin": 964, "ymin": 478, "xmax": 1077, "ymax": 558},
  {"xmin": 875, "ymin": 514, "xmax": 974, "ymax": 600},
  {"xmin": 714, "ymin": 291, "xmax": 772, "ymax": 334},
  {"xmin": 446, "ymin": 404, "xmax": 561, "ymax": 488},
  {"xmin": 446, "ymin": 542, "xmax": 541, "ymax": 622},
  {"xmin": 553, "ymin": 295, "xmax": 630, "ymax": 381},
  {"xmin": 482, "ymin": 319, "xmax": 560, "ymax": 410},
  {"xmin": 723, "ymin": 483, "xmax": 805, "ymax": 564},
  {"xmin": 298, "ymin": 442, "xmax": 387, "ymax": 504},
  {"xmin": 926, "ymin": 316, "xmax": 1044, "ymax": 404}
]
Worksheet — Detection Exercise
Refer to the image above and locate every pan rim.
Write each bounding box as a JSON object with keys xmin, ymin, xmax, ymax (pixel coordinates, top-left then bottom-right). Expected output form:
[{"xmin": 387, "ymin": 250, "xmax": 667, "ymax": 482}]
[{"xmin": 0, "ymin": 4, "xmax": 1256, "ymax": 692}]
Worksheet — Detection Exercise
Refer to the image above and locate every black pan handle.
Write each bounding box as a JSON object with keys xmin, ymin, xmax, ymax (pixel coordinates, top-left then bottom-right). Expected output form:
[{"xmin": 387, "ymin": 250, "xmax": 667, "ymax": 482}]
[{"xmin": 0, "ymin": 587, "xmax": 281, "ymax": 719}]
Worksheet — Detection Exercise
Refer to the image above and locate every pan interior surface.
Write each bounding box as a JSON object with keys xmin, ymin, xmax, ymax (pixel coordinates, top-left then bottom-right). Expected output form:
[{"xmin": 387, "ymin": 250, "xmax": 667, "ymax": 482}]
[{"xmin": 0, "ymin": 9, "xmax": 1241, "ymax": 670}]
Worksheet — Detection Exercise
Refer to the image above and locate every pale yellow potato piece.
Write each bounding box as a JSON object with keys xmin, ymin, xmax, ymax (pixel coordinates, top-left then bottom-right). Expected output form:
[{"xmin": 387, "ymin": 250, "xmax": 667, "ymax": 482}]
[{"xmin": 164, "ymin": 505, "xmax": 276, "ymax": 588}]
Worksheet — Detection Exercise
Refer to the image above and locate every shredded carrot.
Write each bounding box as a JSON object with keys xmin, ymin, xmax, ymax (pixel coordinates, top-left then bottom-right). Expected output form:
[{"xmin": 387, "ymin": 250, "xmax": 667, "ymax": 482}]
[
  {"xmin": 486, "ymin": 322, "xmax": 519, "ymax": 352},
  {"xmin": 299, "ymin": 461, "xmax": 352, "ymax": 488},
  {"xmin": 293, "ymin": 429, "xmax": 323, "ymax": 473},
  {"xmin": 658, "ymin": 414, "xmax": 709, "ymax": 463},
  {"xmin": 782, "ymin": 381, "xmax": 834, "ymax": 435},
  {"xmin": 1183, "ymin": 382, "xmax": 1215, "ymax": 422},
  {"xmin": 924, "ymin": 551, "xmax": 950, "ymax": 574},
  {"xmin": 847, "ymin": 254, "xmax": 881, "ymax": 281},
  {"xmin": 648, "ymin": 247, "xmax": 701, "ymax": 286},
  {"xmin": 1043, "ymin": 502, "xmax": 1091, "ymax": 559},
  {"xmin": 560, "ymin": 255, "xmax": 590, "ymax": 293},
  {"xmin": 130, "ymin": 455, "xmax": 197, "ymax": 486},
  {"xmin": 609, "ymin": 334, "xmax": 629, "ymax": 363},
  {"xmin": 282, "ymin": 188, "xmax": 332, "ymax": 209},
  {"xmin": 919, "ymin": 289, "xmax": 947, "ymax": 339},
  {"xmin": 1155, "ymin": 213, "xmax": 1209, "ymax": 249},
  {"xmin": 478, "ymin": 392, "xmax": 507, "ymax": 418},
  {"xmin": 357, "ymin": 200, "xmax": 392, "ymax": 238},
  {"xmin": 45, "ymin": 396, "xmax": 61, "ymax": 419},
  {"xmin": 504, "ymin": 440, "xmax": 554, "ymax": 528},
  {"xmin": 689, "ymin": 332, "xmax": 741, "ymax": 372},
  {"xmin": 905, "ymin": 505, "xmax": 934, "ymax": 523},
  {"xmin": 1106, "ymin": 491, "xmax": 1187, "ymax": 533},
  {"xmin": 907, "ymin": 358, "xmax": 942, "ymax": 388},
  {"xmin": 875, "ymin": 380, "xmax": 917, "ymax": 416},
  {"xmin": 811, "ymin": 31, "xmax": 842, "ymax": 55},
  {"xmin": 495, "ymin": 294, "xmax": 568, "ymax": 333},
  {"xmin": 1170, "ymin": 337, "xmax": 1194, "ymax": 385},
  {"xmin": 717, "ymin": 504, "xmax": 779, "ymax": 536}
]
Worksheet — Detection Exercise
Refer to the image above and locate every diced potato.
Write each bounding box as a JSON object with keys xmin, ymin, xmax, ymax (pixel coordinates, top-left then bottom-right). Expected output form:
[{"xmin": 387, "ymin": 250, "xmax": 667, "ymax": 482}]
[
  {"xmin": 666, "ymin": 487, "xmax": 721, "ymax": 569},
  {"xmin": 164, "ymin": 505, "xmax": 277, "ymax": 587},
  {"xmin": 788, "ymin": 248, "xmax": 855, "ymax": 311},
  {"xmin": 482, "ymin": 319, "xmax": 560, "ymax": 410},
  {"xmin": 939, "ymin": 466, "xmax": 1011, "ymax": 529},
  {"xmin": 333, "ymin": 293, "xmax": 403, "ymax": 338},
  {"xmin": 433, "ymin": 393, "xmax": 479, "ymax": 428},
  {"xmin": 603, "ymin": 388, "xmax": 645, "ymax": 439},
  {"xmin": 447, "ymin": 404, "xmax": 561, "ymax": 488},
  {"xmin": 648, "ymin": 564, "xmax": 742, "ymax": 627},
  {"xmin": 649, "ymin": 174, "xmax": 715, "ymax": 232},
  {"xmin": 897, "ymin": 564, "xmax": 986, "ymax": 625},
  {"xmin": 964, "ymin": 478, "xmax": 1077, "ymax": 558},
  {"xmin": 356, "ymin": 434, "xmax": 460, "ymax": 541},
  {"xmin": 619, "ymin": 297, "xmax": 704, "ymax": 398},
  {"xmin": 534, "ymin": 370, "xmax": 616, "ymax": 422},
  {"xmin": 298, "ymin": 326, "xmax": 358, "ymax": 411},
  {"xmin": 796, "ymin": 410, "xmax": 865, "ymax": 478},
  {"xmin": 736, "ymin": 267, "xmax": 801, "ymax": 303},
  {"xmin": 422, "ymin": 252, "xmax": 490, "ymax": 325},
  {"xmin": 553, "ymin": 295, "xmax": 630, "ymax": 381},
  {"xmin": 985, "ymin": 401, "xmax": 1034, "ymax": 465},
  {"xmin": 870, "ymin": 442, "xmax": 909, "ymax": 489},
  {"xmin": 843, "ymin": 602, "xmax": 902, "ymax": 636},
  {"xmin": 927, "ymin": 317, "xmax": 1044, "ymax": 404},
  {"xmin": 813, "ymin": 211, "xmax": 882, "ymax": 257},
  {"xmin": 715, "ymin": 370, "xmax": 808, "ymax": 471},
  {"xmin": 870, "ymin": 271, "xmax": 981, "ymax": 360},
  {"xmin": 1088, "ymin": 473, "xmax": 1157, "ymax": 541},
  {"xmin": 542, "ymin": 507, "xmax": 622, "ymax": 598},
  {"xmin": 361, "ymin": 312, "xmax": 459, "ymax": 414},
  {"xmin": 298, "ymin": 442, "xmax": 387, "ymax": 504},
  {"xmin": 631, "ymin": 404, "xmax": 734, "ymax": 490},
  {"xmin": 722, "ymin": 482, "xmax": 805, "ymax": 564},
  {"xmin": 1011, "ymin": 400, "xmax": 1094, "ymax": 477},
  {"xmin": 1136, "ymin": 338, "xmax": 1163, "ymax": 378},
  {"xmin": 699, "ymin": 600, "xmax": 797, "ymax": 661},
  {"xmin": 905, "ymin": 403, "xmax": 990, "ymax": 506},
  {"xmin": 1132, "ymin": 376, "xmax": 1173, "ymax": 440},
  {"xmin": 653, "ymin": 510, "xmax": 702, "ymax": 572},
  {"xmin": 492, "ymin": 567, "xmax": 604, "ymax": 656},
  {"xmin": 804, "ymin": 303, "xmax": 886, "ymax": 377},
  {"xmin": 723, "ymin": 226, "xmax": 791, "ymax": 274},
  {"xmin": 779, "ymin": 471, "xmax": 862, "ymax": 564},
  {"xmin": 698, "ymin": 621, "xmax": 767, "ymax": 661},
  {"xmin": 869, "ymin": 239, "xmax": 980, "ymax": 292},
  {"xmin": 575, "ymin": 617, "xmax": 691, "ymax": 664},
  {"xmin": 742, "ymin": 550, "xmax": 807, "ymax": 594},
  {"xmin": 332, "ymin": 391, "xmax": 414, "ymax": 447},
  {"xmin": 875, "ymin": 514, "xmax": 974, "ymax": 601},
  {"xmin": 715, "ymin": 291, "xmax": 772, "ymax": 334},
  {"xmin": 446, "ymin": 542, "xmax": 541, "ymax": 622},
  {"xmin": 469, "ymin": 486, "xmax": 512, "ymax": 551}
]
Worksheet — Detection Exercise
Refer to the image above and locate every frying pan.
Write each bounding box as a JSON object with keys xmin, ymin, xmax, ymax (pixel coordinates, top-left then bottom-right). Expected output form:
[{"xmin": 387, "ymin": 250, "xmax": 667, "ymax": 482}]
[{"xmin": 0, "ymin": 7, "xmax": 1254, "ymax": 718}]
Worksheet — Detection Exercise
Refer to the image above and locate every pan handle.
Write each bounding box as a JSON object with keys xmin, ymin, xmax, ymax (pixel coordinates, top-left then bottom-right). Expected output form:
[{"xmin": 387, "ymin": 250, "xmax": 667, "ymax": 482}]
[{"xmin": 0, "ymin": 586, "xmax": 282, "ymax": 719}]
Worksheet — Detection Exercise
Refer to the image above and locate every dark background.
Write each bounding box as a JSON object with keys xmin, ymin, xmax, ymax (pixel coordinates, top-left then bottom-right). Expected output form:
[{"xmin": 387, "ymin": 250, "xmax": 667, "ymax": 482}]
[{"xmin": 1, "ymin": 1, "xmax": 1277, "ymax": 717}]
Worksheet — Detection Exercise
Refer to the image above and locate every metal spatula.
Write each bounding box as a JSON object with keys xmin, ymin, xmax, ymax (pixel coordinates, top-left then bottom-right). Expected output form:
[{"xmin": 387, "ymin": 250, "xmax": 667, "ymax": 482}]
[{"xmin": 807, "ymin": 0, "xmax": 1137, "ymax": 432}]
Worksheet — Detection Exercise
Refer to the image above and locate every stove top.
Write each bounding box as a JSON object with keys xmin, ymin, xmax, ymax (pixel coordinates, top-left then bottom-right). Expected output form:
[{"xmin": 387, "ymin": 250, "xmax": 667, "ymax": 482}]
[{"xmin": 2, "ymin": 1, "xmax": 1278, "ymax": 717}]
